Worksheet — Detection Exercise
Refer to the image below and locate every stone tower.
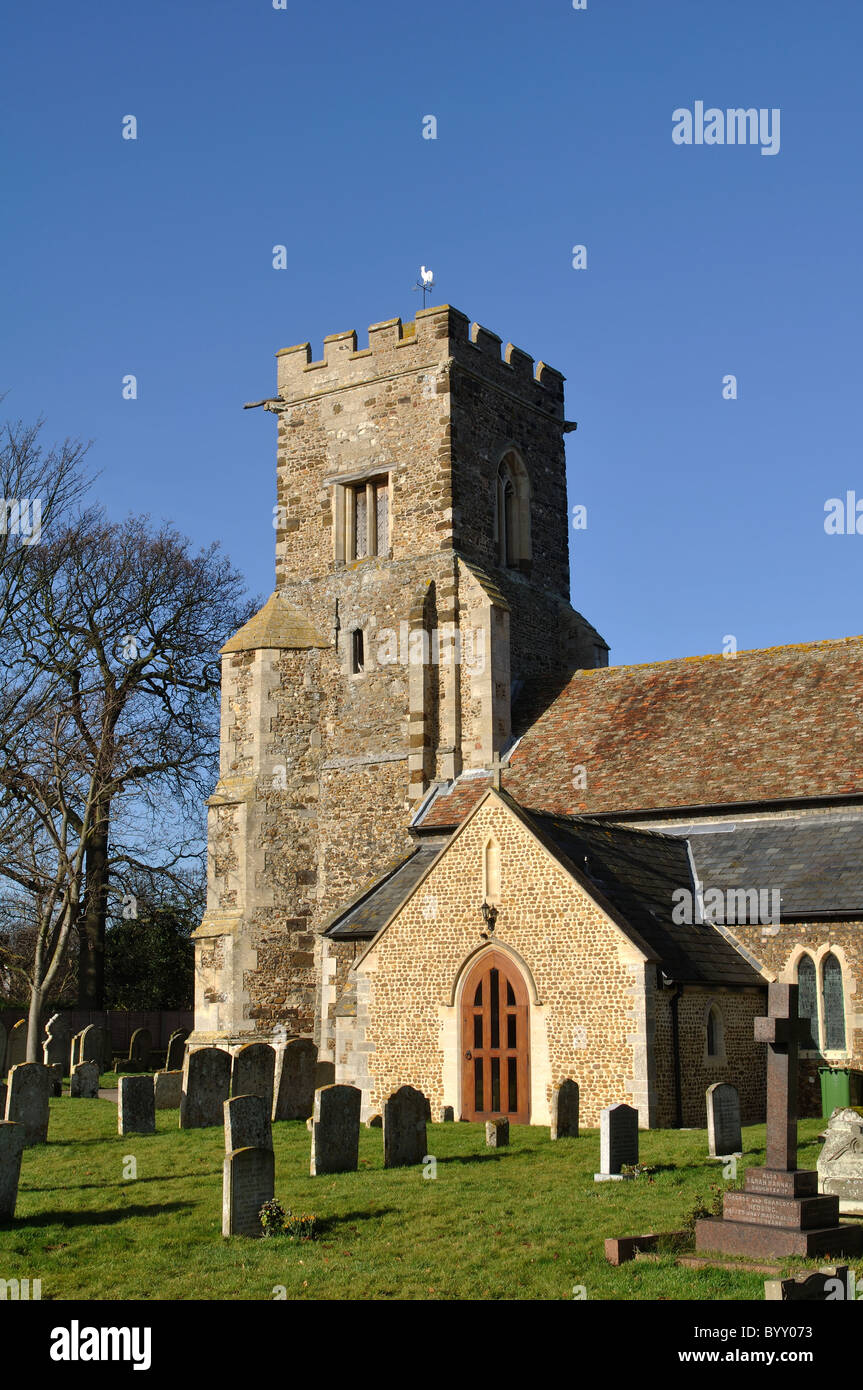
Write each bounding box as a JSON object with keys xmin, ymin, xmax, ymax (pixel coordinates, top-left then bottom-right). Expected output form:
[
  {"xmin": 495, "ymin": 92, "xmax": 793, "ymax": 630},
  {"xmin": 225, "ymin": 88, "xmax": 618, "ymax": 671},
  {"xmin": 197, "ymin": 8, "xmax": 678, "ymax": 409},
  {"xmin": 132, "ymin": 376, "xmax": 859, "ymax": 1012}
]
[{"xmin": 191, "ymin": 304, "xmax": 607, "ymax": 1053}]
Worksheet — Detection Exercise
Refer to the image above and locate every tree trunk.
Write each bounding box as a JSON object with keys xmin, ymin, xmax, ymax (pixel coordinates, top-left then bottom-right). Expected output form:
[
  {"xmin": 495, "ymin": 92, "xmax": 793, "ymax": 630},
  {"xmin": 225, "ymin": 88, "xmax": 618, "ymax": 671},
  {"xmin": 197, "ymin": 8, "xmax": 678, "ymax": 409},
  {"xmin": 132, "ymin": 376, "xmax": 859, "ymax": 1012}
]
[
  {"xmin": 78, "ymin": 801, "xmax": 110, "ymax": 1009},
  {"xmin": 26, "ymin": 980, "xmax": 44, "ymax": 1063}
]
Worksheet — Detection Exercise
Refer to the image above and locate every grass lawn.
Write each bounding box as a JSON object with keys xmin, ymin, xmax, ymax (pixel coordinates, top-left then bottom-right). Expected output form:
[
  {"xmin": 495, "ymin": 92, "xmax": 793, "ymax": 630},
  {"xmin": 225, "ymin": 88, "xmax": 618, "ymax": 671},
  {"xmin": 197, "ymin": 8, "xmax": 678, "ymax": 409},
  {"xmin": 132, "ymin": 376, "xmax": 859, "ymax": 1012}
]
[{"xmin": 0, "ymin": 1102, "xmax": 839, "ymax": 1301}]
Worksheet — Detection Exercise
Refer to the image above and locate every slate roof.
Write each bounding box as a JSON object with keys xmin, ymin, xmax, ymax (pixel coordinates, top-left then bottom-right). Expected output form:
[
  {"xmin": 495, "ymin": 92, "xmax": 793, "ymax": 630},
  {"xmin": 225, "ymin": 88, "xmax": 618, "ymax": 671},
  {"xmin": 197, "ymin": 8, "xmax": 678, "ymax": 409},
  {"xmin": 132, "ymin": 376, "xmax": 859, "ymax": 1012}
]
[
  {"xmin": 417, "ymin": 636, "xmax": 863, "ymax": 827},
  {"xmin": 676, "ymin": 813, "xmax": 863, "ymax": 919},
  {"xmin": 323, "ymin": 840, "xmax": 447, "ymax": 939}
]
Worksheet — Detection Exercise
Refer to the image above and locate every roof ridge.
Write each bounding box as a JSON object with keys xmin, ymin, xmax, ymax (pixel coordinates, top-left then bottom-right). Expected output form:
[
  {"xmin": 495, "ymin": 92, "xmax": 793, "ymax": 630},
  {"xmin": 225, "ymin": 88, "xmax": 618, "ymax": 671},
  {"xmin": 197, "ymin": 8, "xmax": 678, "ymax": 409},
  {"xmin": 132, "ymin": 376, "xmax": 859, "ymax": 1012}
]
[{"xmin": 568, "ymin": 633, "xmax": 863, "ymax": 678}]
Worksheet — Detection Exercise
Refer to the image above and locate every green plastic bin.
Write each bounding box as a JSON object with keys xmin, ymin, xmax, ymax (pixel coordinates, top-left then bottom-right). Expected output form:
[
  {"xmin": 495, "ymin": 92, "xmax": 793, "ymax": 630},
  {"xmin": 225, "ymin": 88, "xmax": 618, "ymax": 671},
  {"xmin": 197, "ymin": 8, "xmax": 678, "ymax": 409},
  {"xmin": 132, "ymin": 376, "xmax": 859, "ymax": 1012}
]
[{"xmin": 818, "ymin": 1067, "xmax": 863, "ymax": 1117}]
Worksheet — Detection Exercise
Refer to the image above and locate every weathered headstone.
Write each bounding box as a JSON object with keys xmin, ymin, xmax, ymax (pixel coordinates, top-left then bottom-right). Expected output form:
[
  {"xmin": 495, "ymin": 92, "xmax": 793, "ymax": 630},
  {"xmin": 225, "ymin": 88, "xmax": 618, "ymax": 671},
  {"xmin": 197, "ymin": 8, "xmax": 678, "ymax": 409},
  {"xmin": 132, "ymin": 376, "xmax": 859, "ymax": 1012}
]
[
  {"xmin": 153, "ymin": 1070, "xmax": 183, "ymax": 1110},
  {"xmin": 6, "ymin": 1063, "xmax": 50, "ymax": 1145},
  {"xmin": 486, "ymin": 1118, "xmax": 509, "ymax": 1148},
  {"xmin": 706, "ymin": 1081, "xmax": 742, "ymax": 1158},
  {"xmin": 315, "ymin": 1060, "xmax": 335, "ymax": 1089},
  {"xmin": 439, "ymin": 1106, "xmax": 454, "ymax": 1123},
  {"xmin": 224, "ymin": 1095, "xmax": 272, "ymax": 1153},
  {"xmin": 128, "ymin": 1028, "xmax": 152, "ymax": 1071},
  {"xmin": 0, "ymin": 1121, "xmax": 26, "ymax": 1220},
  {"xmin": 551, "ymin": 1079, "xmax": 580, "ymax": 1140},
  {"xmin": 5, "ymin": 1020, "xmax": 27, "ymax": 1075},
  {"xmin": 817, "ymin": 1108, "xmax": 863, "ymax": 1210},
  {"xmin": 42, "ymin": 1014, "xmax": 69, "ymax": 1069},
  {"xmin": 118, "ymin": 1075, "xmax": 156, "ymax": 1136},
  {"xmin": 696, "ymin": 983, "xmax": 863, "ymax": 1258},
  {"xmin": 78, "ymin": 1024, "xmax": 106, "ymax": 1072},
  {"xmin": 70, "ymin": 1061, "xmax": 99, "ymax": 1098},
  {"xmin": 165, "ymin": 1029, "xmax": 188, "ymax": 1072},
  {"xmin": 595, "ymin": 1103, "xmax": 638, "ymax": 1181},
  {"xmin": 222, "ymin": 1146, "xmax": 274, "ymax": 1238},
  {"xmin": 383, "ymin": 1085, "xmax": 428, "ymax": 1168},
  {"xmin": 179, "ymin": 1047, "xmax": 231, "ymax": 1129},
  {"xmin": 231, "ymin": 1043, "xmax": 275, "ymax": 1113},
  {"xmin": 310, "ymin": 1084, "xmax": 361, "ymax": 1176},
  {"xmin": 272, "ymin": 1038, "xmax": 317, "ymax": 1121},
  {"xmin": 48, "ymin": 1064, "xmax": 63, "ymax": 1098},
  {"xmin": 69, "ymin": 1030, "xmax": 84, "ymax": 1073}
]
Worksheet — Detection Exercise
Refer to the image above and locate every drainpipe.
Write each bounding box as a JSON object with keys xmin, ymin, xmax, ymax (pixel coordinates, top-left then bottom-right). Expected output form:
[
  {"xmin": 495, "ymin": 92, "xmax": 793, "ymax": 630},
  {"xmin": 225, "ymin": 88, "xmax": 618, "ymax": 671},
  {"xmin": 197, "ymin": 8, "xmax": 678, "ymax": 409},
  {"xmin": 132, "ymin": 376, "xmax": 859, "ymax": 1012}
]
[{"xmin": 669, "ymin": 980, "xmax": 684, "ymax": 1129}]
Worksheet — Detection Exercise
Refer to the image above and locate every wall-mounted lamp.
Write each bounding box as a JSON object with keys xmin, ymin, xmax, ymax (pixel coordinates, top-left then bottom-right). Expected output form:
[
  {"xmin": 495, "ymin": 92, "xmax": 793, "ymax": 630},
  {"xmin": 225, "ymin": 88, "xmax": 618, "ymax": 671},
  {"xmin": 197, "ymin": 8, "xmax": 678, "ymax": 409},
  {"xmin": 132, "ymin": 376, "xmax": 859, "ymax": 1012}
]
[{"xmin": 481, "ymin": 900, "xmax": 498, "ymax": 934}]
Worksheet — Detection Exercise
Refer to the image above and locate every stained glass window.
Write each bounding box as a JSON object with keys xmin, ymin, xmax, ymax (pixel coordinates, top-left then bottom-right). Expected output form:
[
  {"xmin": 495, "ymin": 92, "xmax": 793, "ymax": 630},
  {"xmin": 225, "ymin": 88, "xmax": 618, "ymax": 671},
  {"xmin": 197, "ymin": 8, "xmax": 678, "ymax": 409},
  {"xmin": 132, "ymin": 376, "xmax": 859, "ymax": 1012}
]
[
  {"xmin": 822, "ymin": 953, "xmax": 846, "ymax": 1051},
  {"xmin": 797, "ymin": 955, "xmax": 819, "ymax": 1049}
]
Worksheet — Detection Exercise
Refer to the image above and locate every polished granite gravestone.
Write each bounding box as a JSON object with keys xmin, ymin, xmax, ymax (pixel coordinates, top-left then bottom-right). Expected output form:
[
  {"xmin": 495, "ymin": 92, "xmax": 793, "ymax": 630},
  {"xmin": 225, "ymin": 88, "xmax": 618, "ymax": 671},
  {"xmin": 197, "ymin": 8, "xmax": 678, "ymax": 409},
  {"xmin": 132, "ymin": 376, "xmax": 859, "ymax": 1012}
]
[{"xmin": 696, "ymin": 983, "xmax": 863, "ymax": 1258}]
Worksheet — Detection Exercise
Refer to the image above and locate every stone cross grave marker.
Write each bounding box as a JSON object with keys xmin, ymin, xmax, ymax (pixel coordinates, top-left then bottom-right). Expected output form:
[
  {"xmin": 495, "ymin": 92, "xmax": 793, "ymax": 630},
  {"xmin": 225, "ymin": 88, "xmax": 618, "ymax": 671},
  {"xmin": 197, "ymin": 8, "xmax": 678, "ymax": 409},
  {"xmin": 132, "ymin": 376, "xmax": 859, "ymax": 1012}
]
[
  {"xmin": 551, "ymin": 1079, "xmax": 580, "ymax": 1140},
  {"xmin": 222, "ymin": 1146, "xmax": 275, "ymax": 1238},
  {"xmin": 118, "ymin": 1075, "xmax": 156, "ymax": 1136},
  {"xmin": 153, "ymin": 1071, "xmax": 183, "ymax": 1110},
  {"xmin": 165, "ymin": 1030, "xmax": 188, "ymax": 1072},
  {"xmin": 383, "ymin": 1085, "xmax": 428, "ymax": 1168},
  {"xmin": 231, "ymin": 1044, "xmax": 275, "ymax": 1112},
  {"xmin": 179, "ymin": 1047, "xmax": 231, "ymax": 1128},
  {"xmin": 6, "ymin": 1063, "xmax": 51, "ymax": 1145},
  {"xmin": 595, "ymin": 1103, "xmax": 638, "ymax": 1181},
  {"xmin": 310, "ymin": 1084, "xmax": 361, "ymax": 1175},
  {"xmin": 70, "ymin": 1061, "xmax": 99, "ymax": 1098},
  {"xmin": 0, "ymin": 1121, "xmax": 26, "ymax": 1220},
  {"xmin": 224, "ymin": 1095, "xmax": 272, "ymax": 1153},
  {"xmin": 272, "ymin": 1038, "xmax": 317, "ymax": 1121},
  {"xmin": 696, "ymin": 983, "xmax": 863, "ymax": 1258},
  {"xmin": 706, "ymin": 1082, "xmax": 742, "ymax": 1158}
]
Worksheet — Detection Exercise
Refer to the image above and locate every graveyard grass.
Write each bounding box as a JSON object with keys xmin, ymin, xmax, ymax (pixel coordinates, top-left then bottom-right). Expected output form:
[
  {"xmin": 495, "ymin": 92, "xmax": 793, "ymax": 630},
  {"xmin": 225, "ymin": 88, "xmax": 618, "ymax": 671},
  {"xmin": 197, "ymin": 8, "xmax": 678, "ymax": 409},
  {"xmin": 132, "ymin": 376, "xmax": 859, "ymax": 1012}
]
[{"xmin": 0, "ymin": 1102, "xmax": 835, "ymax": 1300}]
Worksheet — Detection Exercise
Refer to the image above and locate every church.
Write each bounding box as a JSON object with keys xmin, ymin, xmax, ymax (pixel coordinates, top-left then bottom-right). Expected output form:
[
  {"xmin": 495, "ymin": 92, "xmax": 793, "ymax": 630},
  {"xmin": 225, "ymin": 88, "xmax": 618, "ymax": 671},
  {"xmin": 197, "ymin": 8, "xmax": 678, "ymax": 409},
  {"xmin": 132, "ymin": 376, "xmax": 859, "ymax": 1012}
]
[{"xmin": 191, "ymin": 303, "xmax": 863, "ymax": 1129}]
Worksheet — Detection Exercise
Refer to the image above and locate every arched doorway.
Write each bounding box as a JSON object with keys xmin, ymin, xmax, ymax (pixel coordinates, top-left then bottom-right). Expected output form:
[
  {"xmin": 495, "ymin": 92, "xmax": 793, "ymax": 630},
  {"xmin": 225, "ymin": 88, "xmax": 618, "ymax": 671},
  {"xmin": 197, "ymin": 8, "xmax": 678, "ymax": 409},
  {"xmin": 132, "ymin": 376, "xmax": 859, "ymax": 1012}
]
[{"xmin": 460, "ymin": 950, "xmax": 530, "ymax": 1124}]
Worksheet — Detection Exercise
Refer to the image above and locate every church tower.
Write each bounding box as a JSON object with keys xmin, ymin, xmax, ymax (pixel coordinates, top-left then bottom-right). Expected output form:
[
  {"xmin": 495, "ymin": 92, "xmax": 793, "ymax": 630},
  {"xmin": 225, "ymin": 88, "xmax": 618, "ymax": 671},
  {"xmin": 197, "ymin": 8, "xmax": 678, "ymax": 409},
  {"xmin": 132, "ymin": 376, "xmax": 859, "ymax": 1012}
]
[{"xmin": 191, "ymin": 305, "xmax": 607, "ymax": 1051}]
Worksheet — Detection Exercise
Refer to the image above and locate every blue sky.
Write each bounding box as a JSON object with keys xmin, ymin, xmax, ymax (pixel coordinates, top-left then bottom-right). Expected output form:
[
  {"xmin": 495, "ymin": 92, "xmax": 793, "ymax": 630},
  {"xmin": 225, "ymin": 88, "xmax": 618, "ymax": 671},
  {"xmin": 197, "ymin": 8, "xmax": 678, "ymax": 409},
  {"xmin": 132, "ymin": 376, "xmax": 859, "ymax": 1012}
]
[{"xmin": 2, "ymin": 0, "xmax": 861, "ymax": 666}]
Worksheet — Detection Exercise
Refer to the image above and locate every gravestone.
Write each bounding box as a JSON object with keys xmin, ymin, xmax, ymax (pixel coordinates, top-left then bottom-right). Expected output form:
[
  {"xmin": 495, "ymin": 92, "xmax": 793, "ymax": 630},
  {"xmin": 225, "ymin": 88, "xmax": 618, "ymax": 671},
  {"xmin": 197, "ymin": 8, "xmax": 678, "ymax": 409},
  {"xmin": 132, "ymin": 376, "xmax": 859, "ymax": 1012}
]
[
  {"xmin": 817, "ymin": 1108, "xmax": 863, "ymax": 1210},
  {"xmin": 48, "ymin": 1064, "xmax": 63, "ymax": 1098},
  {"xmin": 222, "ymin": 1146, "xmax": 274, "ymax": 1238},
  {"xmin": 486, "ymin": 1118, "xmax": 509, "ymax": 1148},
  {"xmin": 165, "ymin": 1029, "xmax": 188, "ymax": 1072},
  {"xmin": 696, "ymin": 983, "xmax": 863, "ymax": 1258},
  {"xmin": 0, "ymin": 1121, "xmax": 26, "ymax": 1221},
  {"xmin": 366, "ymin": 1114, "xmax": 382, "ymax": 1128},
  {"xmin": 69, "ymin": 1030, "xmax": 84, "ymax": 1073},
  {"xmin": 118, "ymin": 1075, "xmax": 156, "ymax": 1136},
  {"xmin": 231, "ymin": 1044, "xmax": 276, "ymax": 1113},
  {"xmin": 5, "ymin": 1021, "xmax": 27, "ymax": 1075},
  {"xmin": 315, "ymin": 1060, "xmax": 335, "ymax": 1089},
  {"xmin": 6, "ymin": 1063, "xmax": 51, "ymax": 1145},
  {"xmin": 550, "ymin": 1079, "xmax": 580, "ymax": 1140},
  {"xmin": 383, "ymin": 1085, "xmax": 428, "ymax": 1168},
  {"xmin": 153, "ymin": 1070, "xmax": 183, "ymax": 1110},
  {"xmin": 42, "ymin": 1014, "xmax": 69, "ymax": 1069},
  {"xmin": 310, "ymin": 1084, "xmax": 361, "ymax": 1176},
  {"xmin": 595, "ymin": 1103, "xmax": 639, "ymax": 1181},
  {"xmin": 707, "ymin": 1082, "xmax": 742, "ymax": 1158},
  {"xmin": 224, "ymin": 1095, "xmax": 272, "ymax": 1153},
  {"xmin": 272, "ymin": 1038, "xmax": 317, "ymax": 1121},
  {"xmin": 128, "ymin": 1028, "xmax": 152, "ymax": 1071},
  {"xmin": 70, "ymin": 1061, "xmax": 99, "ymax": 1098},
  {"xmin": 179, "ymin": 1047, "xmax": 231, "ymax": 1129},
  {"xmin": 78, "ymin": 1024, "xmax": 106, "ymax": 1072},
  {"xmin": 439, "ymin": 1106, "xmax": 454, "ymax": 1123}
]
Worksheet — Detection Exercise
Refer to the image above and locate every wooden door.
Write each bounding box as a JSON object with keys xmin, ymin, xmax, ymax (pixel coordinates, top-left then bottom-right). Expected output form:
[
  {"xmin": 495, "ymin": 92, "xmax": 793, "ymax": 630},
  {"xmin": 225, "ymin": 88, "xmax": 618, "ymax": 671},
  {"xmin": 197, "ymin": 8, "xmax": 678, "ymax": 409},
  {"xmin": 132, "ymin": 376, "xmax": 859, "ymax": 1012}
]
[{"xmin": 461, "ymin": 951, "xmax": 529, "ymax": 1124}]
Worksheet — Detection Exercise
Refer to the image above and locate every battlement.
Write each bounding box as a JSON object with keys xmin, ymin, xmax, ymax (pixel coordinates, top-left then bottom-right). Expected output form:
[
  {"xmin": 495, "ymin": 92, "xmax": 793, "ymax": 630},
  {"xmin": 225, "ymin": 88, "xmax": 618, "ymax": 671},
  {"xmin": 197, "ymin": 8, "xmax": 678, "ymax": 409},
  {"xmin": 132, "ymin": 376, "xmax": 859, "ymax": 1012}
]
[{"xmin": 275, "ymin": 305, "xmax": 565, "ymax": 412}]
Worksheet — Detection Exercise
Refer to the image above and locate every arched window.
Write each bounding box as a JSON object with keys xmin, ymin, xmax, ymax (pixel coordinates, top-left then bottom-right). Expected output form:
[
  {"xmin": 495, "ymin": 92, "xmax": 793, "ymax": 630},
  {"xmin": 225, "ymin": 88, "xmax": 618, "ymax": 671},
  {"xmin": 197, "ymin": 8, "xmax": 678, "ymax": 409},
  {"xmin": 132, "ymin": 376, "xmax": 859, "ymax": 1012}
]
[
  {"xmin": 350, "ymin": 628, "xmax": 365, "ymax": 674},
  {"xmin": 495, "ymin": 452, "xmax": 531, "ymax": 570},
  {"xmin": 484, "ymin": 837, "xmax": 501, "ymax": 904},
  {"xmin": 797, "ymin": 954, "xmax": 819, "ymax": 1049},
  {"xmin": 822, "ymin": 952, "xmax": 846, "ymax": 1051},
  {"xmin": 706, "ymin": 1005, "xmax": 724, "ymax": 1059}
]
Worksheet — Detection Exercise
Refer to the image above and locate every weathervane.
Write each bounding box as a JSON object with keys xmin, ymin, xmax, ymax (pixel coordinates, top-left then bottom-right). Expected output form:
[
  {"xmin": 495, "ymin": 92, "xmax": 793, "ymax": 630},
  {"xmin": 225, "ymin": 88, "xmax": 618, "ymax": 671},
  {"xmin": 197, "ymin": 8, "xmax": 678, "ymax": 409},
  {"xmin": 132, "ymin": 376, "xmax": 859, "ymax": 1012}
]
[{"xmin": 413, "ymin": 266, "xmax": 435, "ymax": 307}]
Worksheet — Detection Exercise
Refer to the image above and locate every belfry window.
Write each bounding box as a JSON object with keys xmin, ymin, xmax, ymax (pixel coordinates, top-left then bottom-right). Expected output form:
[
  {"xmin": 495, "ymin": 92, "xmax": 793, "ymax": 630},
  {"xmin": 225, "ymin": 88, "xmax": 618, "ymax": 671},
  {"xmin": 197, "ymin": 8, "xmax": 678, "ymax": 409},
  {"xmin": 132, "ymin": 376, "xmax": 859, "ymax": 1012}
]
[
  {"xmin": 336, "ymin": 475, "xmax": 390, "ymax": 562},
  {"xmin": 495, "ymin": 451, "xmax": 531, "ymax": 570}
]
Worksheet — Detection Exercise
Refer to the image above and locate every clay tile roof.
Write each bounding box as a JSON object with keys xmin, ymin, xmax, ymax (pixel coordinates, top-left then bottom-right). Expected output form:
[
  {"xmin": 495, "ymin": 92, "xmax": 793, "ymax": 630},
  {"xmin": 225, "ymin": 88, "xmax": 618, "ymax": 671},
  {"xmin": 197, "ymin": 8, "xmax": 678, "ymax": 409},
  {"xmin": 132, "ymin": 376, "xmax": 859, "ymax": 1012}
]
[
  {"xmin": 418, "ymin": 776, "xmax": 493, "ymax": 829},
  {"xmin": 221, "ymin": 591, "xmax": 330, "ymax": 654},
  {"xmin": 503, "ymin": 636, "xmax": 863, "ymax": 817}
]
